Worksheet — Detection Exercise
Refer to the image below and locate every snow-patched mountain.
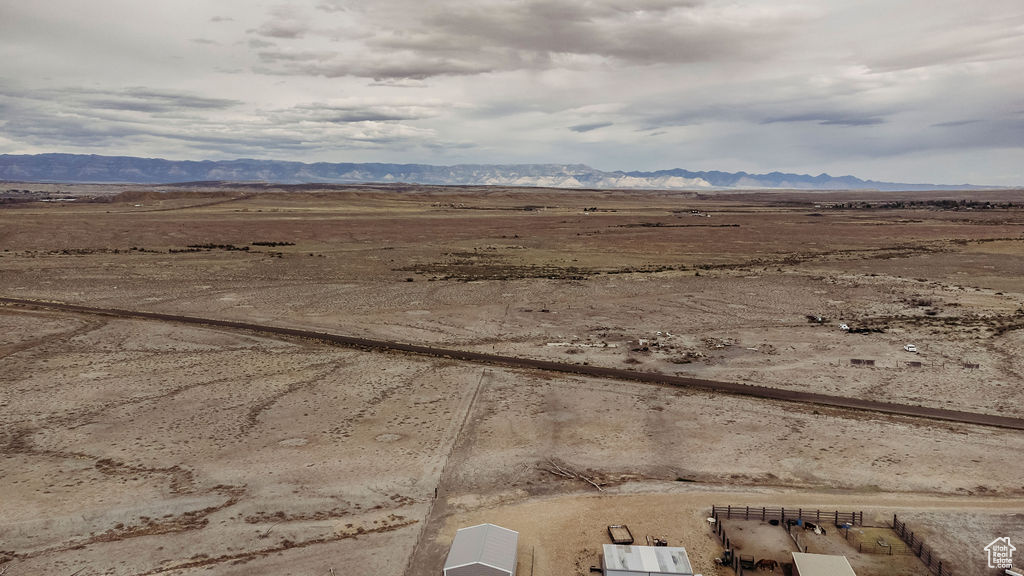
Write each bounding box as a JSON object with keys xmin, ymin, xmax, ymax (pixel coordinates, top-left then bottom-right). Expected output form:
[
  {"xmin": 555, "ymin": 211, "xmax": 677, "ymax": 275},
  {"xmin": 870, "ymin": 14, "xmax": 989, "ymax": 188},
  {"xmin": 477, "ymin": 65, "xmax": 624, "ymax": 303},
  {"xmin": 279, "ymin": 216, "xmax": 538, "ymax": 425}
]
[{"xmin": 0, "ymin": 153, "xmax": 988, "ymax": 190}]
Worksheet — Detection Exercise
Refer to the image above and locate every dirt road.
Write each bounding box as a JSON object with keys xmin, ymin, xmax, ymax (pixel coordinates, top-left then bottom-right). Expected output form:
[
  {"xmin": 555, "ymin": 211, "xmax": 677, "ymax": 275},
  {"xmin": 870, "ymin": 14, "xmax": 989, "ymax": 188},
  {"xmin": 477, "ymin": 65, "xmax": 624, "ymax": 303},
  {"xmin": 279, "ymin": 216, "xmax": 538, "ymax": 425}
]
[{"xmin": 4, "ymin": 296, "xmax": 1023, "ymax": 431}]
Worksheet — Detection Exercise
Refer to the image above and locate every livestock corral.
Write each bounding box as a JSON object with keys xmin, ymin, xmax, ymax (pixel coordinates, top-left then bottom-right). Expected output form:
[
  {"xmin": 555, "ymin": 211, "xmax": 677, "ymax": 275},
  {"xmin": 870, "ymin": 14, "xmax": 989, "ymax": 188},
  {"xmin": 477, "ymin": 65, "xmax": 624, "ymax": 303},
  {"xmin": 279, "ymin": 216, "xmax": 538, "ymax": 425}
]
[{"xmin": 0, "ymin": 183, "xmax": 1022, "ymax": 576}]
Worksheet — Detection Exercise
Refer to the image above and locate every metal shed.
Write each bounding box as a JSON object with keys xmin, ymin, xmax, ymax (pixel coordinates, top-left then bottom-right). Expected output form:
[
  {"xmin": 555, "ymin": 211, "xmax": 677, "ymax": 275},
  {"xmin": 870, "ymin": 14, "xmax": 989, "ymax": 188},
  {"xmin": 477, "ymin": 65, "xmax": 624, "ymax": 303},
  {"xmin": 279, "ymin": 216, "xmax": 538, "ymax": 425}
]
[
  {"xmin": 444, "ymin": 523, "xmax": 519, "ymax": 576},
  {"xmin": 602, "ymin": 544, "xmax": 694, "ymax": 576},
  {"xmin": 792, "ymin": 552, "xmax": 857, "ymax": 576}
]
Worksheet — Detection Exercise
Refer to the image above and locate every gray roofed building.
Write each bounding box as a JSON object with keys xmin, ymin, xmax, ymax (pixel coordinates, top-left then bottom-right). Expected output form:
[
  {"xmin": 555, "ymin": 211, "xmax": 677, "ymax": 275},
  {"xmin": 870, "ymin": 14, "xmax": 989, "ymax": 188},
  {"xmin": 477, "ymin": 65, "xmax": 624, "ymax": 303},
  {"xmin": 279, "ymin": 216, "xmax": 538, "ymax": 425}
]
[
  {"xmin": 444, "ymin": 523, "xmax": 519, "ymax": 576},
  {"xmin": 792, "ymin": 552, "xmax": 857, "ymax": 576},
  {"xmin": 602, "ymin": 544, "xmax": 694, "ymax": 576}
]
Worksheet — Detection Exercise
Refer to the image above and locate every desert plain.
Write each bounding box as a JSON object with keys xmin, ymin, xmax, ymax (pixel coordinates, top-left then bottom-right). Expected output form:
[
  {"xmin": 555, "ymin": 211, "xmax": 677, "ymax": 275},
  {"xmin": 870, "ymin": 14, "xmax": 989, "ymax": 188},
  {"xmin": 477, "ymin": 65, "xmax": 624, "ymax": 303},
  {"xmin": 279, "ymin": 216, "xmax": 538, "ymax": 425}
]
[{"xmin": 1, "ymin": 183, "xmax": 1023, "ymax": 576}]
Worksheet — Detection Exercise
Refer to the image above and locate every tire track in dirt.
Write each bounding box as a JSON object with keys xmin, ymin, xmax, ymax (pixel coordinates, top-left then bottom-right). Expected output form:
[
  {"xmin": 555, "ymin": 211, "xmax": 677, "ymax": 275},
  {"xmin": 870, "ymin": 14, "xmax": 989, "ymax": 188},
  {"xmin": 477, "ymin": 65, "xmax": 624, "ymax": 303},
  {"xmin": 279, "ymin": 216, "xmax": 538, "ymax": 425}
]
[
  {"xmin": 3, "ymin": 297, "xmax": 1023, "ymax": 431},
  {"xmin": 240, "ymin": 360, "xmax": 343, "ymax": 436},
  {"xmin": 4, "ymin": 486, "xmax": 245, "ymax": 563},
  {"xmin": 0, "ymin": 308, "xmax": 107, "ymax": 360},
  {"xmin": 402, "ymin": 368, "xmax": 488, "ymax": 576},
  {"xmin": 132, "ymin": 517, "xmax": 417, "ymax": 575}
]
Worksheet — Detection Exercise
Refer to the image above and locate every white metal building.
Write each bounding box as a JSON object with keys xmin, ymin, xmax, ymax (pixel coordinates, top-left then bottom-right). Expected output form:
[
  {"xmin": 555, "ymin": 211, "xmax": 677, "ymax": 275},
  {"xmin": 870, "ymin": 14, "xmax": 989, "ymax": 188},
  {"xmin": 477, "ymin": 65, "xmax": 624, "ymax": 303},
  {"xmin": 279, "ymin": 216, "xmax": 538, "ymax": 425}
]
[
  {"xmin": 602, "ymin": 544, "xmax": 694, "ymax": 576},
  {"xmin": 443, "ymin": 523, "xmax": 519, "ymax": 576},
  {"xmin": 792, "ymin": 552, "xmax": 857, "ymax": 576}
]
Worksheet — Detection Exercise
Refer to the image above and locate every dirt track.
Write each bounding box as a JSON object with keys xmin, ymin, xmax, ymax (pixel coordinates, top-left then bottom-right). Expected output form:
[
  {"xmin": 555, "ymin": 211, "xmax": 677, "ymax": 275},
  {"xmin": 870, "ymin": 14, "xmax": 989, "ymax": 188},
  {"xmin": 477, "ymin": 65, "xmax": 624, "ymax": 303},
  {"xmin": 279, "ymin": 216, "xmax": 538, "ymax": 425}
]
[{"xmin": 5, "ymin": 296, "xmax": 1022, "ymax": 431}]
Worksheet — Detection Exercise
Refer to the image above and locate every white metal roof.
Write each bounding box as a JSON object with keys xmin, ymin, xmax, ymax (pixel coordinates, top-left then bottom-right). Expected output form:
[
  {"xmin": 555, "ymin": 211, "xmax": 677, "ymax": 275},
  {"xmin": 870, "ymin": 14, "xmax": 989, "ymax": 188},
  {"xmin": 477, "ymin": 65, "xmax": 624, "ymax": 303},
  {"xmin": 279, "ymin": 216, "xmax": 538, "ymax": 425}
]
[
  {"xmin": 603, "ymin": 544, "xmax": 694, "ymax": 575},
  {"xmin": 444, "ymin": 523, "xmax": 519, "ymax": 574},
  {"xmin": 792, "ymin": 552, "xmax": 857, "ymax": 576}
]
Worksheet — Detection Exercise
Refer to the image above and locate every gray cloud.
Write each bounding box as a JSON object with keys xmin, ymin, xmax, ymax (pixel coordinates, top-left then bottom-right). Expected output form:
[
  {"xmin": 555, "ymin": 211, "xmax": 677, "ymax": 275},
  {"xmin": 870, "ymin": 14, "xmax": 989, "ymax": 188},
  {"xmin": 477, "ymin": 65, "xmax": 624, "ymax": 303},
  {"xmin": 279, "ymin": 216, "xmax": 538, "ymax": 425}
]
[
  {"xmin": 2, "ymin": 86, "xmax": 241, "ymax": 115},
  {"xmin": 762, "ymin": 113, "xmax": 887, "ymax": 127},
  {"xmin": 286, "ymin": 102, "xmax": 444, "ymax": 123},
  {"xmin": 257, "ymin": 49, "xmax": 494, "ymax": 80},
  {"xmin": 248, "ymin": 38, "xmax": 276, "ymax": 49},
  {"xmin": 253, "ymin": 6, "xmax": 312, "ymax": 39},
  {"xmin": 569, "ymin": 122, "xmax": 613, "ymax": 133},
  {"xmin": 252, "ymin": 1, "xmax": 812, "ymax": 80},
  {"xmin": 255, "ymin": 22, "xmax": 310, "ymax": 39},
  {"xmin": 931, "ymin": 119, "xmax": 980, "ymax": 128},
  {"xmin": 315, "ymin": 1, "xmax": 348, "ymax": 13},
  {"xmin": 415, "ymin": 0, "xmax": 772, "ymax": 65},
  {"xmin": 0, "ymin": 81, "xmax": 459, "ymax": 159},
  {"xmin": 861, "ymin": 13, "xmax": 1024, "ymax": 73},
  {"xmin": 94, "ymin": 89, "xmax": 240, "ymax": 113}
]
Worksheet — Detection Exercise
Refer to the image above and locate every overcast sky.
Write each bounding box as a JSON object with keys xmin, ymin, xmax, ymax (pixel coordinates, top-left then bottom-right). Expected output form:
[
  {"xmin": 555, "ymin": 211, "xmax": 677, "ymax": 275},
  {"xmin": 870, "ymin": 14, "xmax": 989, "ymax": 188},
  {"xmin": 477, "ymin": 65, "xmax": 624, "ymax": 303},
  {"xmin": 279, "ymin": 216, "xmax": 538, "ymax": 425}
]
[{"xmin": 2, "ymin": 1, "xmax": 1023, "ymax": 185}]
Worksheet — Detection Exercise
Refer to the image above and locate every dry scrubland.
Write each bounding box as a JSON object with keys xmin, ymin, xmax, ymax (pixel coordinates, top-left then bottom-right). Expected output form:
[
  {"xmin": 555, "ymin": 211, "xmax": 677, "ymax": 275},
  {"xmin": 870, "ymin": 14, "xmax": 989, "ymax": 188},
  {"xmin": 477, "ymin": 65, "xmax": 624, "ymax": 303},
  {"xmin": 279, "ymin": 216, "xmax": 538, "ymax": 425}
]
[{"xmin": 1, "ymin": 184, "xmax": 1023, "ymax": 575}]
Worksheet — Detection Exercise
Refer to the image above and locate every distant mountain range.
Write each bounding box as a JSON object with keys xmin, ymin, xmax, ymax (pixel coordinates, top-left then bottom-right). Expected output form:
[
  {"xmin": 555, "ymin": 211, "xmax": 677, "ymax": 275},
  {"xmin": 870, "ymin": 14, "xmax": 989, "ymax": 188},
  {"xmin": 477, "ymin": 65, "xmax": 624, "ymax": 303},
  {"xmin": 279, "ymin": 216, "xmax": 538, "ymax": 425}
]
[{"xmin": 0, "ymin": 153, "xmax": 993, "ymax": 191}]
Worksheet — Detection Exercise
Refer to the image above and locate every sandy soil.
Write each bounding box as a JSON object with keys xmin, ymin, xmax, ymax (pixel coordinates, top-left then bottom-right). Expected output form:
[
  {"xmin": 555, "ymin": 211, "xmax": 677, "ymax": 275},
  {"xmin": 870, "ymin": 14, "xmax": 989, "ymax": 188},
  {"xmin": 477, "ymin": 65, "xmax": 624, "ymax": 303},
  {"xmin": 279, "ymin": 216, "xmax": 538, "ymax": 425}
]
[{"xmin": 1, "ymin": 185, "xmax": 1022, "ymax": 575}]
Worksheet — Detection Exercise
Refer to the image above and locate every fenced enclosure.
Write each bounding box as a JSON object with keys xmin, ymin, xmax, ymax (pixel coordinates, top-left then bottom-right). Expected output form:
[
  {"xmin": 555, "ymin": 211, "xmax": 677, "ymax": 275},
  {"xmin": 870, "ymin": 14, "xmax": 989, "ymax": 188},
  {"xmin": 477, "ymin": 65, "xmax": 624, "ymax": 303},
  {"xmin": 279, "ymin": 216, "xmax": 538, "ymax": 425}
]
[
  {"xmin": 839, "ymin": 524, "xmax": 913, "ymax": 555},
  {"xmin": 709, "ymin": 507, "xmax": 957, "ymax": 576},
  {"xmin": 710, "ymin": 505, "xmax": 863, "ymax": 576},
  {"xmin": 892, "ymin": 514, "xmax": 954, "ymax": 576},
  {"xmin": 711, "ymin": 505, "xmax": 863, "ymax": 526}
]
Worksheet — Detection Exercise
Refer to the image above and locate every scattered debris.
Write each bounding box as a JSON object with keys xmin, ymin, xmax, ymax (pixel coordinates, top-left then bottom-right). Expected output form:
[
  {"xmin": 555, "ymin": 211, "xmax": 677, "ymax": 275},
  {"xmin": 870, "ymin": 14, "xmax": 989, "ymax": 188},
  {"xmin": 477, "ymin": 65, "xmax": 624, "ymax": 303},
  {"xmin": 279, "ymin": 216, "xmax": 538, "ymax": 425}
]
[
  {"xmin": 545, "ymin": 342, "xmax": 616, "ymax": 348},
  {"xmin": 703, "ymin": 337, "xmax": 736, "ymax": 349},
  {"xmin": 646, "ymin": 535, "xmax": 668, "ymax": 546},
  {"xmin": 539, "ymin": 458, "xmax": 604, "ymax": 492}
]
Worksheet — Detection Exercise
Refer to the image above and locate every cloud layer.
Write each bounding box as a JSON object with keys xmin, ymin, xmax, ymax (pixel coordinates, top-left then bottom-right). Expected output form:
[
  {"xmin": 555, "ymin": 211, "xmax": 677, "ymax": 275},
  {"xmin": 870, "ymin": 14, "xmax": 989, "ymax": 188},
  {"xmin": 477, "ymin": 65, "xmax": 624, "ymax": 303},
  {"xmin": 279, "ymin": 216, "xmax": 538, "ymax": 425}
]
[{"xmin": 1, "ymin": 0, "xmax": 1022, "ymax": 184}]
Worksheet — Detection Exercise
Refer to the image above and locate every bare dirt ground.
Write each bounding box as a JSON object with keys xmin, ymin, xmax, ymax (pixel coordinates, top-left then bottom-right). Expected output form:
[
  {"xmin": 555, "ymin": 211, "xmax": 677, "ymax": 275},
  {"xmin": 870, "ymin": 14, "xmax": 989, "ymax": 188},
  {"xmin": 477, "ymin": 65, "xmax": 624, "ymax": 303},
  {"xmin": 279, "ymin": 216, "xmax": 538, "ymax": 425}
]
[{"xmin": 1, "ymin": 184, "xmax": 1022, "ymax": 576}]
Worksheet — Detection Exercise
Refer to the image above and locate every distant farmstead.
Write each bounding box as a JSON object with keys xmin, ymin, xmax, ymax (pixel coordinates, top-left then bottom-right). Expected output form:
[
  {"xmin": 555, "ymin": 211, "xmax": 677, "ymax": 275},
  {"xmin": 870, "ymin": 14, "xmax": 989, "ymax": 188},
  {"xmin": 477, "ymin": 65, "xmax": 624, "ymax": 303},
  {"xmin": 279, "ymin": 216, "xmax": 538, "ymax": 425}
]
[{"xmin": 443, "ymin": 523, "xmax": 519, "ymax": 576}]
